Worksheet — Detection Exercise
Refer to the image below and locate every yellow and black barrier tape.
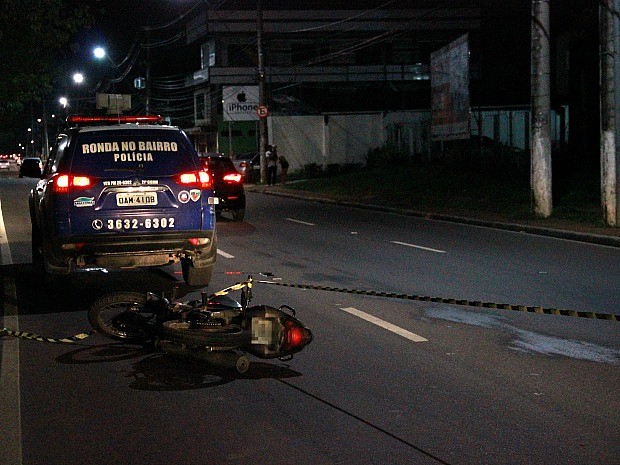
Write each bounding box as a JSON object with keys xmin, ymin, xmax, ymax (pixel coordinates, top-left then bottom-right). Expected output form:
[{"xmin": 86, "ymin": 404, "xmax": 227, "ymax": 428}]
[
  {"xmin": 211, "ymin": 277, "xmax": 253, "ymax": 297},
  {"xmin": 0, "ymin": 328, "xmax": 94, "ymax": 344},
  {"xmin": 257, "ymin": 281, "xmax": 618, "ymax": 322}
]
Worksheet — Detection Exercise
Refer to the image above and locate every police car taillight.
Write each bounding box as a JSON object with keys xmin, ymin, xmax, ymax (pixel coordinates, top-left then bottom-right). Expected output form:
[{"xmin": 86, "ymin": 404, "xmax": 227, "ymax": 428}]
[
  {"xmin": 52, "ymin": 174, "xmax": 96, "ymax": 193},
  {"xmin": 175, "ymin": 170, "xmax": 212, "ymax": 189},
  {"xmin": 66, "ymin": 115, "xmax": 163, "ymax": 125}
]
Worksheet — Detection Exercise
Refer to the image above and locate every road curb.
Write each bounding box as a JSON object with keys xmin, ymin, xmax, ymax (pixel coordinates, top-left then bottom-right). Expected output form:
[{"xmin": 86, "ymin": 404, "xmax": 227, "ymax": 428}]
[{"xmin": 247, "ymin": 185, "xmax": 620, "ymax": 248}]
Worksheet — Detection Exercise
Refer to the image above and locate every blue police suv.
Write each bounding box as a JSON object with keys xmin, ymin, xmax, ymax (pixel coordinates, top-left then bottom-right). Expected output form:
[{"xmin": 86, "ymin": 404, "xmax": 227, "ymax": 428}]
[{"xmin": 29, "ymin": 115, "xmax": 217, "ymax": 286}]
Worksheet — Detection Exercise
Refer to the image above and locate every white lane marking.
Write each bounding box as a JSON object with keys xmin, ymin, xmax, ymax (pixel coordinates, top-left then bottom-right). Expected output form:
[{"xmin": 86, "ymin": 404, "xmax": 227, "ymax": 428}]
[
  {"xmin": 217, "ymin": 248, "xmax": 235, "ymax": 259},
  {"xmin": 286, "ymin": 218, "xmax": 315, "ymax": 226},
  {"xmin": 340, "ymin": 307, "xmax": 428, "ymax": 343},
  {"xmin": 0, "ymin": 199, "xmax": 22, "ymax": 465},
  {"xmin": 391, "ymin": 241, "xmax": 446, "ymax": 254},
  {"xmin": 0, "ymin": 199, "xmax": 12, "ymax": 264}
]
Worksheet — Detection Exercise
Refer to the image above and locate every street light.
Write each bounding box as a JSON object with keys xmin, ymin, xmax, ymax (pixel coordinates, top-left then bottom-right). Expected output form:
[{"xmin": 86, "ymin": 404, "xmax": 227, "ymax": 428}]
[
  {"xmin": 93, "ymin": 46, "xmax": 106, "ymax": 60},
  {"xmin": 73, "ymin": 72, "xmax": 84, "ymax": 84},
  {"xmin": 93, "ymin": 46, "xmax": 118, "ymax": 67},
  {"xmin": 59, "ymin": 97, "xmax": 68, "ymax": 108}
]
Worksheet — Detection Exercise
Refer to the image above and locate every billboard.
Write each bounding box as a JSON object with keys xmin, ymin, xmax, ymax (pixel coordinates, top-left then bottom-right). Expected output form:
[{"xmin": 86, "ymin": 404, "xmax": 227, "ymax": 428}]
[
  {"xmin": 96, "ymin": 93, "xmax": 131, "ymax": 115},
  {"xmin": 431, "ymin": 34, "xmax": 470, "ymax": 141},
  {"xmin": 223, "ymin": 86, "xmax": 259, "ymax": 122}
]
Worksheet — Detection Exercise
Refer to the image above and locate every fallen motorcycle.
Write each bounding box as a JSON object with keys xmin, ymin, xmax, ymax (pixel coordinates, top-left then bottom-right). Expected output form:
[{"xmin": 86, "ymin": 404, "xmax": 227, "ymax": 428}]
[{"xmin": 87, "ymin": 277, "xmax": 313, "ymax": 373}]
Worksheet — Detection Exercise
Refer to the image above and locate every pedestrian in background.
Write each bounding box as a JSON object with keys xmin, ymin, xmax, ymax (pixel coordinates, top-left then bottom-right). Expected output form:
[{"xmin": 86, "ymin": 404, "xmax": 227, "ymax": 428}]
[
  {"xmin": 278, "ymin": 154, "xmax": 289, "ymax": 184},
  {"xmin": 266, "ymin": 144, "xmax": 278, "ymax": 186}
]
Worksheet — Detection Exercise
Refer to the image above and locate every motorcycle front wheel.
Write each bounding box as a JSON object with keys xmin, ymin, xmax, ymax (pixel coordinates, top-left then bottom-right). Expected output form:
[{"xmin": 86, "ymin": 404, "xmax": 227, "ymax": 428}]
[{"xmin": 88, "ymin": 292, "xmax": 154, "ymax": 342}]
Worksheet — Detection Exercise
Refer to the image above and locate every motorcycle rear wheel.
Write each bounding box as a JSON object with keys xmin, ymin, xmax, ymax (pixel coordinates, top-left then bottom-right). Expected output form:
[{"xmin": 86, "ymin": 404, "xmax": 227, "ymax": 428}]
[
  {"xmin": 88, "ymin": 292, "xmax": 154, "ymax": 342},
  {"xmin": 161, "ymin": 320, "xmax": 251, "ymax": 349}
]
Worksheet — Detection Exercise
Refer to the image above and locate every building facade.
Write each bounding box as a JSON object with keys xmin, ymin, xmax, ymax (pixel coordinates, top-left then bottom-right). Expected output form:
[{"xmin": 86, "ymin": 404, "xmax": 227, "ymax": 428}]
[
  {"xmin": 182, "ymin": 1, "xmax": 482, "ymax": 155},
  {"xmin": 180, "ymin": 1, "xmax": 597, "ymax": 174}
]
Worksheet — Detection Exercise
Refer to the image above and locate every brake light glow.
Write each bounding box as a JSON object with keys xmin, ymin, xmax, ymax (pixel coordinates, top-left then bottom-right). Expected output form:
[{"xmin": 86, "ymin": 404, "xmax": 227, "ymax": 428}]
[
  {"xmin": 56, "ymin": 175, "xmax": 69, "ymax": 190},
  {"xmin": 72, "ymin": 176, "xmax": 92, "ymax": 187},
  {"xmin": 61, "ymin": 243, "xmax": 85, "ymax": 251},
  {"xmin": 67, "ymin": 115, "xmax": 163, "ymax": 125},
  {"xmin": 52, "ymin": 174, "xmax": 96, "ymax": 193},
  {"xmin": 188, "ymin": 238, "xmax": 210, "ymax": 246},
  {"xmin": 223, "ymin": 173, "xmax": 242, "ymax": 183},
  {"xmin": 281, "ymin": 319, "xmax": 313, "ymax": 352},
  {"xmin": 175, "ymin": 170, "xmax": 212, "ymax": 189}
]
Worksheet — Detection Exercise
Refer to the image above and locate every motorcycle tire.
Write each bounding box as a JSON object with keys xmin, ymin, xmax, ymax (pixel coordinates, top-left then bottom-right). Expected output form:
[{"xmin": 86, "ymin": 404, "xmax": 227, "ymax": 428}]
[
  {"xmin": 160, "ymin": 320, "xmax": 251, "ymax": 348},
  {"xmin": 88, "ymin": 292, "xmax": 154, "ymax": 343}
]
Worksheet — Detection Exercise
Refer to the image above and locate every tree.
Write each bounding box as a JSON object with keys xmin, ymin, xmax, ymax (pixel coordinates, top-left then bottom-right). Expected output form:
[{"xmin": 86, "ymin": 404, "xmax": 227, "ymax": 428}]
[{"xmin": 0, "ymin": 0, "xmax": 93, "ymax": 149}]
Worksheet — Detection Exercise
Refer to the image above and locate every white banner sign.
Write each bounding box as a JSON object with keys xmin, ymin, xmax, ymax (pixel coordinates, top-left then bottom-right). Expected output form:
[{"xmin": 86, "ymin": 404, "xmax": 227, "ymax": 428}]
[
  {"xmin": 223, "ymin": 86, "xmax": 259, "ymax": 121},
  {"xmin": 431, "ymin": 34, "xmax": 470, "ymax": 141}
]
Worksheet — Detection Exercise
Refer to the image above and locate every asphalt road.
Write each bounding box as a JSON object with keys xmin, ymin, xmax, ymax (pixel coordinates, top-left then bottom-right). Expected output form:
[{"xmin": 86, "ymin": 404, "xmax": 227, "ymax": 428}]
[{"xmin": 1, "ymin": 173, "xmax": 619, "ymax": 465}]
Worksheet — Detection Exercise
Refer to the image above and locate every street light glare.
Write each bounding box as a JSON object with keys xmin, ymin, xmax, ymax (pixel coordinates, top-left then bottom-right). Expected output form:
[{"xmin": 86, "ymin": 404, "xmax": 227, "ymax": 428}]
[
  {"xmin": 93, "ymin": 47, "xmax": 106, "ymax": 59},
  {"xmin": 59, "ymin": 97, "xmax": 68, "ymax": 108},
  {"xmin": 73, "ymin": 72, "xmax": 84, "ymax": 84}
]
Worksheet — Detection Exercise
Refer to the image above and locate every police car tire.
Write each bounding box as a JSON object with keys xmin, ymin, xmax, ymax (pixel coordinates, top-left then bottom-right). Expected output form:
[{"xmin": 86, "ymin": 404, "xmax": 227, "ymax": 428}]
[
  {"xmin": 181, "ymin": 259, "xmax": 213, "ymax": 286},
  {"xmin": 232, "ymin": 208, "xmax": 245, "ymax": 222},
  {"xmin": 31, "ymin": 225, "xmax": 43, "ymax": 269}
]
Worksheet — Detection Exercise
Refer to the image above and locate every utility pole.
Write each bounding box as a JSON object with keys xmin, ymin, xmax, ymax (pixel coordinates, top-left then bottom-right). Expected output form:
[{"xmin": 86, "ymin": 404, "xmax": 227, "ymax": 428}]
[
  {"xmin": 530, "ymin": 0, "xmax": 552, "ymax": 218},
  {"xmin": 600, "ymin": 0, "xmax": 618, "ymax": 226},
  {"xmin": 146, "ymin": 27, "xmax": 151, "ymax": 115},
  {"xmin": 257, "ymin": 0, "xmax": 267, "ymax": 184},
  {"xmin": 614, "ymin": 0, "xmax": 620, "ymax": 227}
]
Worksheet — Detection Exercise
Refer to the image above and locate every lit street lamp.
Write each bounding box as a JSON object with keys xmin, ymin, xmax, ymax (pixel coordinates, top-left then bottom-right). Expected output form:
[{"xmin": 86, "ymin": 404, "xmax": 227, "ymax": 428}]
[
  {"xmin": 93, "ymin": 46, "xmax": 119, "ymax": 68},
  {"xmin": 73, "ymin": 72, "xmax": 84, "ymax": 84},
  {"xmin": 93, "ymin": 46, "xmax": 106, "ymax": 60}
]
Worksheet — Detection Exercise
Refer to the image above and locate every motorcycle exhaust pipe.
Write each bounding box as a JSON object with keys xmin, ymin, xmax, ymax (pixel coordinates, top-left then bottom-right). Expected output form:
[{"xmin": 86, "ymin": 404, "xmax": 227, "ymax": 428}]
[{"xmin": 157, "ymin": 340, "xmax": 250, "ymax": 373}]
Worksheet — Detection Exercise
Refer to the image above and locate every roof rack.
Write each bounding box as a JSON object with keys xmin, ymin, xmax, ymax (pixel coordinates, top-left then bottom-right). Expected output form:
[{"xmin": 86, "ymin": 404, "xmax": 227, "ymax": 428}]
[{"xmin": 66, "ymin": 115, "xmax": 164, "ymax": 126}]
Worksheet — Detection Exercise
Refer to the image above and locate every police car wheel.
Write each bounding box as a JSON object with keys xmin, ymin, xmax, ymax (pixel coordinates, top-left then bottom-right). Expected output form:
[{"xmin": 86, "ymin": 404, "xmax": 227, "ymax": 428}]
[
  {"xmin": 181, "ymin": 258, "xmax": 213, "ymax": 286},
  {"xmin": 232, "ymin": 208, "xmax": 245, "ymax": 222}
]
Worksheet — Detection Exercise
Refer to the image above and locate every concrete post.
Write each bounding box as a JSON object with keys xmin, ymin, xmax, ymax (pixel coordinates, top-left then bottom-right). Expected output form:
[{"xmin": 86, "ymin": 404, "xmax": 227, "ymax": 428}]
[
  {"xmin": 601, "ymin": 0, "xmax": 618, "ymax": 226},
  {"xmin": 531, "ymin": 0, "xmax": 553, "ymax": 217}
]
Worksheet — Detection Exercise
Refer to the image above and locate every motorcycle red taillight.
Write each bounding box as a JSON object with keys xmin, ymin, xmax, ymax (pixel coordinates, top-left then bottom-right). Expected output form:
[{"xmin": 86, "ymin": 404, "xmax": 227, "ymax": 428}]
[
  {"xmin": 175, "ymin": 170, "xmax": 212, "ymax": 189},
  {"xmin": 281, "ymin": 319, "xmax": 313, "ymax": 352},
  {"xmin": 243, "ymin": 307, "xmax": 314, "ymax": 359},
  {"xmin": 52, "ymin": 174, "xmax": 96, "ymax": 194}
]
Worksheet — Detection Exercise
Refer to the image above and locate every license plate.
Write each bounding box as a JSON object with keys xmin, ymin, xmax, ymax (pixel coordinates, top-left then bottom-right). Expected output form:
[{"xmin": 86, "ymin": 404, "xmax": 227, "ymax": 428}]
[
  {"xmin": 251, "ymin": 318, "xmax": 275, "ymax": 345},
  {"xmin": 116, "ymin": 193, "xmax": 158, "ymax": 207}
]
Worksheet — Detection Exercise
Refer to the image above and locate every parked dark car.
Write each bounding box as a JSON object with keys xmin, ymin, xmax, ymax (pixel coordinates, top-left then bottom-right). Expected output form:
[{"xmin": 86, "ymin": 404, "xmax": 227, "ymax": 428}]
[
  {"xmin": 29, "ymin": 115, "xmax": 217, "ymax": 286},
  {"xmin": 19, "ymin": 157, "xmax": 42, "ymax": 178},
  {"xmin": 200, "ymin": 155, "xmax": 246, "ymax": 221}
]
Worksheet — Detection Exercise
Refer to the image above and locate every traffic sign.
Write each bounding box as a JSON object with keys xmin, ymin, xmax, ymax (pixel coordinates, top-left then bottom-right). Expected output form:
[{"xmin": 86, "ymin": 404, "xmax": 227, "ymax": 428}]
[{"xmin": 257, "ymin": 105, "xmax": 269, "ymax": 118}]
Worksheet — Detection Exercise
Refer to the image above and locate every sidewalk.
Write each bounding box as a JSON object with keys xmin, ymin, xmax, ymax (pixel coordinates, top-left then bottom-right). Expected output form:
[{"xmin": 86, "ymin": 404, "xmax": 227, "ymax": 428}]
[{"xmin": 246, "ymin": 183, "xmax": 620, "ymax": 248}]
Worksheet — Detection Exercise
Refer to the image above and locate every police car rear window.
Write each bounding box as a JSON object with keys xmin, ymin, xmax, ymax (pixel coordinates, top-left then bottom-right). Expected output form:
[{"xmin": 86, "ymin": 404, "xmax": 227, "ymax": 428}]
[
  {"xmin": 70, "ymin": 128, "xmax": 197, "ymax": 175},
  {"xmin": 204, "ymin": 157, "xmax": 236, "ymax": 172}
]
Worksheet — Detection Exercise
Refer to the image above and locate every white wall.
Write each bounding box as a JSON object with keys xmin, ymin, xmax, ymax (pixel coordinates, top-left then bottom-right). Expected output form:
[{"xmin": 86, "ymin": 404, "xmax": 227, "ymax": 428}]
[
  {"xmin": 268, "ymin": 115, "xmax": 324, "ymax": 171},
  {"xmin": 326, "ymin": 114, "xmax": 383, "ymax": 165},
  {"xmin": 265, "ymin": 107, "xmax": 569, "ymax": 171},
  {"xmin": 268, "ymin": 113, "xmax": 383, "ymax": 171}
]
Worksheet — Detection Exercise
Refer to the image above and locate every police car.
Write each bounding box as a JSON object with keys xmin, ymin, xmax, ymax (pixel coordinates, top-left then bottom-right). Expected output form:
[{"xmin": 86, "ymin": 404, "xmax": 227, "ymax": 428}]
[{"xmin": 29, "ymin": 115, "xmax": 217, "ymax": 286}]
